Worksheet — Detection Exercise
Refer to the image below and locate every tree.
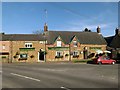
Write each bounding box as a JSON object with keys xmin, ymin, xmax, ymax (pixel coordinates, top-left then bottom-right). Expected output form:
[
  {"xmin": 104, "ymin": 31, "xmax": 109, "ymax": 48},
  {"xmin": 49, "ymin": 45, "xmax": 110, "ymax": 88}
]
[
  {"xmin": 84, "ymin": 28, "xmax": 92, "ymax": 32},
  {"xmin": 84, "ymin": 28, "xmax": 89, "ymax": 32},
  {"xmin": 32, "ymin": 29, "xmax": 43, "ymax": 34}
]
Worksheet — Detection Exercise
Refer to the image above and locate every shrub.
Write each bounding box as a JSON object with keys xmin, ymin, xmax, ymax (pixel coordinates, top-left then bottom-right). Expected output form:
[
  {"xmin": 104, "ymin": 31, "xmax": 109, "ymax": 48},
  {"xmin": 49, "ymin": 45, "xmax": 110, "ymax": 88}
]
[
  {"xmin": 73, "ymin": 59, "xmax": 92, "ymax": 63},
  {"xmin": 2, "ymin": 56, "xmax": 6, "ymax": 58},
  {"xmin": 16, "ymin": 52, "xmax": 19, "ymax": 55},
  {"xmin": 55, "ymin": 56, "xmax": 63, "ymax": 58},
  {"xmin": 73, "ymin": 55, "xmax": 79, "ymax": 58},
  {"xmin": 65, "ymin": 54, "xmax": 69, "ymax": 56},
  {"xmin": 13, "ymin": 55, "xmax": 18, "ymax": 58},
  {"xmin": 30, "ymin": 55, "xmax": 34, "ymax": 58}
]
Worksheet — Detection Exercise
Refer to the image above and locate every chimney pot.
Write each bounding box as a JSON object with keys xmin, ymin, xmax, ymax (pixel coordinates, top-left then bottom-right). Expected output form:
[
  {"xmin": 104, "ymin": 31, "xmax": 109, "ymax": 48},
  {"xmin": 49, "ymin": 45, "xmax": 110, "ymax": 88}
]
[
  {"xmin": 97, "ymin": 26, "xmax": 101, "ymax": 34},
  {"xmin": 44, "ymin": 23, "xmax": 48, "ymax": 32},
  {"xmin": 115, "ymin": 28, "xmax": 120, "ymax": 35}
]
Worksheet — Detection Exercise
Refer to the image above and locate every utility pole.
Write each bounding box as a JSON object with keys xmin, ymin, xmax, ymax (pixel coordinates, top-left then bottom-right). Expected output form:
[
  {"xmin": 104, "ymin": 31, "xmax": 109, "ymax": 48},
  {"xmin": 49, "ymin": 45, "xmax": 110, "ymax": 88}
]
[
  {"xmin": 44, "ymin": 9, "xmax": 47, "ymax": 24},
  {"xmin": 44, "ymin": 9, "xmax": 48, "ymax": 62}
]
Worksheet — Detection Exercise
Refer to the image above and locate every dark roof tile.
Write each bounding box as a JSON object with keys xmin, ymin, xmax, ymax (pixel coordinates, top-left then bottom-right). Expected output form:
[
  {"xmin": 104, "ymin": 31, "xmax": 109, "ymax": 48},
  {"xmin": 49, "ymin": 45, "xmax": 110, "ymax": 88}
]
[
  {"xmin": 110, "ymin": 34, "xmax": 120, "ymax": 48},
  {"xmin": 46, "ymin": 31, "xmax": 106, "ymax": 45},
  {"xmin": 1, "ymin": 34, "xmax": 44, "ymax": 41}
]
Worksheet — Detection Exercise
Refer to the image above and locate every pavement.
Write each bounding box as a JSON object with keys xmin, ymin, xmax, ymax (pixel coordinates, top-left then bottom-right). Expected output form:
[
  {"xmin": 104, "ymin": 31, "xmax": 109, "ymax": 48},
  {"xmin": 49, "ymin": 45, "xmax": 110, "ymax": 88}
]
[{"xmin": 1, "ymin": 62, "xmax": 119, "ymax": 89}]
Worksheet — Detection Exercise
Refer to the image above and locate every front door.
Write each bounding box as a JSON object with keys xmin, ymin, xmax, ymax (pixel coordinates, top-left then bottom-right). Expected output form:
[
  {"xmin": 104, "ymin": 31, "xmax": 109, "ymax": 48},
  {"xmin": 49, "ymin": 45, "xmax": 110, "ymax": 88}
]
[{"xmin": 39, "ymin": 51, "xmax": 44, "ymax": 61}]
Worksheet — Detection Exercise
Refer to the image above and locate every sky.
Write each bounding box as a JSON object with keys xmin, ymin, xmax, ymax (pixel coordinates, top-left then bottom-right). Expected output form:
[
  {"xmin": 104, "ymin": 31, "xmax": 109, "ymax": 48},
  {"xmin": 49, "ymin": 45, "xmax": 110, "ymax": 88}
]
[{"xmin": 2, "ymin": 2, "xmax": 118, "ymax": 36}]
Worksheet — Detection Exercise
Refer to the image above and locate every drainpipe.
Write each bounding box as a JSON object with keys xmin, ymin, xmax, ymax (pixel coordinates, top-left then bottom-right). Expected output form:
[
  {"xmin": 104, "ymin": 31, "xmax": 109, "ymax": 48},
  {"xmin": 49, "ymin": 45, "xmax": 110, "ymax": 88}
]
[
  {"xmin": 10, "ymin": 41, "xmax": 12, "ymax": 63},
  {"xmin": 69, "ymin": 44, "xmax": 71, "ymax": 61},
  {"xmin": 44, "ymin": 34, "xmax": 46, "ymax": 62},
  {"xmin": 45, "ymin": 39, "xmax": 46, "ymax": 62}
]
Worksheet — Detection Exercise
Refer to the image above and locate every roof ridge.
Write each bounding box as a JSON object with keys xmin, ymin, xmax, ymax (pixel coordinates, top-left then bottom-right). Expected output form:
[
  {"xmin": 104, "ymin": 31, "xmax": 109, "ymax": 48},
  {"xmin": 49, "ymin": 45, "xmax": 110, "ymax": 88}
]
[
  {"xmin": 48, "ymin": 30, "xmax": 97, "ymax": 33},
  {"xmin": 4, "ymin": 34, "xmax": 43, "ymax": 35}
]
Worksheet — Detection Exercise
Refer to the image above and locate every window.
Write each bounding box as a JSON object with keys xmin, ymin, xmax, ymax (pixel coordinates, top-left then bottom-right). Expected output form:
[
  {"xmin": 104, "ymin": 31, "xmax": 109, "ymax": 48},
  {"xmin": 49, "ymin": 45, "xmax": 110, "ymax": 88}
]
[
  {"xmin": 19, "ymin": 54, "xmax": 27, "ymax": 60},
  {"xmin": 25, "ymin": 43, "xmax": 32, "ymax": 48},
  {"xmin": 73, "ymin": 41, "xmax": 77, "ymax": 47},
  {"xmin": 73, "ymin": 51, "xmax": 79, "ymax": 58},
  {"xmin": 73, "ymin": 51, "xmax": 79, "ymax": 56},
  {"xmin": 55, "ymin": 51, "xmax": 63, "ymax": 58},
  {"xmin": 56, "ymin": 51, "xmax": 63, "ymax": 57},
  {"xmin": 57, "ymin": 41, "xmax": 61, "ymax": 47},
  {"xmin": 2, "ymin": 45, "xmax": 5, "ymax": 49}
]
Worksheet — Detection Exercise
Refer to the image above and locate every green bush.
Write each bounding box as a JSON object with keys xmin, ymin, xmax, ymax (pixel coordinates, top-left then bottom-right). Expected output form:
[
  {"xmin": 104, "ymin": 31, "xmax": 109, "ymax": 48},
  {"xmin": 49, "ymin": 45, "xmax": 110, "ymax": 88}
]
[
  {"xmin": 13, "ymin": 55, "xmax": 18, "ymax": 58},
  {"xmin": 65, "ymin": 54, "xmax": 69, "ymax": 56},
  {"xmin": 55, "ymin": 56, "xmax": 63, "ymax": 58},
  {"xmin": 30, "ymin": 55, "xmax": 34, "ymax": 58},
  {"xmin": 73, "ymin": 59, "xmax": 92, "ymax": 63},
  {"xmin": 2, "ymin": 56, "xmax": 7, "ymax": 58}
]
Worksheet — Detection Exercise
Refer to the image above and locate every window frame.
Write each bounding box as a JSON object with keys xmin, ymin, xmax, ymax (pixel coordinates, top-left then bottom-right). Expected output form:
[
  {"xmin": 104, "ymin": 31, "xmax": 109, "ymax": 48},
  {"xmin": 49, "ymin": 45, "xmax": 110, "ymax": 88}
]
[
  {"xmin": 19, "ymin": 54, "xmax": 28, "ymax": 60},
  {"xmin": 73, "ymin": 40, "xmax": 78, "ymax": 47},
  {"xmin": 2, "ymin": 45, "xmax": 5, "ymax": 50},
  {"xmin": 73, "ymin": 51, "xmax": 79, "ymax": 56},
  {"xmin": 25, "ymin": 43, "xmax": 33, "ymax": 48},
  {"xmin": 56, "ymin": 51, "xmax": 63, "ymax": 57},
  {"xmin": 57, "ymin": 41, "xmax": 62, "ymax": 47}
]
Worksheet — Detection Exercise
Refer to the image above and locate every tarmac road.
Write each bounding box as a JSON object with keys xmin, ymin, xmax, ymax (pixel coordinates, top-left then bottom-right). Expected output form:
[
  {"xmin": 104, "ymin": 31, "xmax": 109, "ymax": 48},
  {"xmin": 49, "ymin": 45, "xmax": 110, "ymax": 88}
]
[{"xmin": 2, "ymin": 62, "xmax": 118, "ymax": 89}]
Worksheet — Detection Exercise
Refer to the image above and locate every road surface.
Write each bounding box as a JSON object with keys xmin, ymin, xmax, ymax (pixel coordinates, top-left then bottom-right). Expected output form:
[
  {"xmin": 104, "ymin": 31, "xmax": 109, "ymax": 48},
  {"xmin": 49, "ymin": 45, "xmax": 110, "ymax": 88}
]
[{"xmin": 2, "ymin": 62, "xmax": 118, "ymax": 89}]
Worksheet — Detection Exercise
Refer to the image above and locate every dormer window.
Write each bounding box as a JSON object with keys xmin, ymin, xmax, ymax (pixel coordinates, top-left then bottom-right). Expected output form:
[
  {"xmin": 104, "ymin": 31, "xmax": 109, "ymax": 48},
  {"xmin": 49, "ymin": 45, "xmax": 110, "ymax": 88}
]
[
  {"xmin": 57, "ymin": 41, "xmax": 61, "ymax": 47},
  {"xmin": 25, "ymin": 43, "xmax": 33, "ymax": 48},
  {"xmin": 73, "ymin": 41, "xmax": 77, "ymax": 47}
]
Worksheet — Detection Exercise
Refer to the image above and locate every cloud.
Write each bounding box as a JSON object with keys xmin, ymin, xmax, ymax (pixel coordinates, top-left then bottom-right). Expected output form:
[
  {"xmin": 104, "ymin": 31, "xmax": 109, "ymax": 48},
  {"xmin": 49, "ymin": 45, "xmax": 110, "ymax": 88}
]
[
  {"xmin": 65, "ymin": 9, "xmax": 117, "ymax": 32},
  {"xmin": 66, "ymin": 23, "xmax": 111, "ymax": 32}
]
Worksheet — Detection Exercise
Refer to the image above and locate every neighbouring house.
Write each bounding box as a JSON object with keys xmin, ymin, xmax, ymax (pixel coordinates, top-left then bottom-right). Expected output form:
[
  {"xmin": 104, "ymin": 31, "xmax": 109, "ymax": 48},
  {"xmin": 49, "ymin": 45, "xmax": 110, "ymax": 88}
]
[
  {"xmin": 0, "ymin": 33, "xmax": 12, "ymax": 63},
  {"xmin": 105, "ymin": 28, "xmax": 120, "ymax": 60},
  {"xmin": 1, "ymin": 24, "xmax": 107, "ymax": 62},
  {"xmin": 1, "ymin": 34, "xmax": 46, "ymax": 63}
]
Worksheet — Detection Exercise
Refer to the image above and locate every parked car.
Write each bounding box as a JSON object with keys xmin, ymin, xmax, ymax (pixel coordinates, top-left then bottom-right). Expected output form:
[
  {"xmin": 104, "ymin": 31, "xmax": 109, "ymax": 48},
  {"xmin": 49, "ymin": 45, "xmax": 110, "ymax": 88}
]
[{"xmin": 93, "ymin": 56, "xmax": 116, "ymax": 65}]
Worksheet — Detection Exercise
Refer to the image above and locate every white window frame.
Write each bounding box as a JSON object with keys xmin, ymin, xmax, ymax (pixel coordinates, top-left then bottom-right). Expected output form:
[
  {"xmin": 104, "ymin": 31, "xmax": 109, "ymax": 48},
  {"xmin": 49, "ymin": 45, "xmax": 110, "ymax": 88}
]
[
  {"xmin": 57, "ymin": 41, "xmax": 62, "ymax": 47},
  {"xmin": 73, "ymin": 41, "xmax": 77, "ymax": 47},
  {"xmin": 19, "ymin": 54, "xmax": 28, "ymax": 59},
  {"xmin": 25, "ymin": 43, "xmax": 33, "ymax": 48},
  {"xmin": 56, "ymin": 51, "xmax": 63, "ymax": 57},
  {"xmin": 73, "ymin": 51, "xmax": 79, "ymax": 56},
  {"xmin": 2, "ymin": 45, "xmax": 5, "ymax": 50}
]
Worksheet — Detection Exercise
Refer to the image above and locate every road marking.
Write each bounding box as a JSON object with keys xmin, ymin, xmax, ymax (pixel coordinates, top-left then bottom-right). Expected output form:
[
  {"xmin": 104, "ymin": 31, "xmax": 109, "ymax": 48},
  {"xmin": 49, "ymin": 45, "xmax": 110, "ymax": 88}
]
[
  {"xmin": 60, "ymin": 86, "xmax": 71, "ymax": 90},
  {"xmin": 47, "ymin": 69, "xmax": 65, "ymax": 72},
  {"xmin": 10, "ymin": 73, "xmax": 40, "ymax": 82}
]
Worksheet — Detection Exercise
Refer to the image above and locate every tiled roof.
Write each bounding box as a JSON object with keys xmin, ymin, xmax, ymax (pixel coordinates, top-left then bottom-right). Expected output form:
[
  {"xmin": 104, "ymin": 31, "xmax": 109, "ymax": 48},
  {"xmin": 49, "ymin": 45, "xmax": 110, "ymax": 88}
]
[
  {"xmin": 1, "ymin": 31, "xmax": 107, "ymax": 45},
  {"xmin": 1, "ymin": 34, "xmax": 44, "ymax": 41},
  {"xmin": 110, "ymin": 34, "xmax": 120, "ymax": 48},
  {"xmin": 104, "ymin": 36, "xmax": 115, "ymax": 46},
  {"xmin": 46, "ymin": 31, "xmax": 107, "ymax": 45}
]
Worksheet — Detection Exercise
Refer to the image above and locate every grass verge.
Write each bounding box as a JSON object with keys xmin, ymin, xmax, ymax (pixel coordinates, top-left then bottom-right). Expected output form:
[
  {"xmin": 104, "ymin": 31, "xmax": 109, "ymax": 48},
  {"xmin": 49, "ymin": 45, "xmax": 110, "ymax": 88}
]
[{"xmin": 73, "ymin": 59, "xmax": 93, "ymax": 63}]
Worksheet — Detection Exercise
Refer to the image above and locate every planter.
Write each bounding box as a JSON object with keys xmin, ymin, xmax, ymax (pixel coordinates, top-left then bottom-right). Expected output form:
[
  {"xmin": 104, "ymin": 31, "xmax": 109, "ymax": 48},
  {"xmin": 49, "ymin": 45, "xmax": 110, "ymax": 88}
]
[
  {"xmin": 73, "ymin": 55, "xmax": 79, "ymax": 58},
  {"xmin": 18, "ymin": 58, "xmax": 27, "ymax": 60},
  {"xmin": 65, "ymin": 54, "xmax": 69, "ymax": 57},
  {"xmin": 55, "ymin": 56, "xmax": 63, "ymax": 58}
]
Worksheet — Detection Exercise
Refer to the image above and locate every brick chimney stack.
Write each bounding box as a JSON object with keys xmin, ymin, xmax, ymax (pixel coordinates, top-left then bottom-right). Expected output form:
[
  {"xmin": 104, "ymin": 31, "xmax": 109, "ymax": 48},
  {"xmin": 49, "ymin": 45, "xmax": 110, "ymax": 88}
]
[
  {"xmin": 97, "ymin": 26, "xmax": 101, "ymax": 34},
  {"xmin": 44, "ymin": 23, "xmax": 48, "ymax": 32},
  {"xmin": 115, "ymin": 28, "xmax": 120, "ymax": 35}
]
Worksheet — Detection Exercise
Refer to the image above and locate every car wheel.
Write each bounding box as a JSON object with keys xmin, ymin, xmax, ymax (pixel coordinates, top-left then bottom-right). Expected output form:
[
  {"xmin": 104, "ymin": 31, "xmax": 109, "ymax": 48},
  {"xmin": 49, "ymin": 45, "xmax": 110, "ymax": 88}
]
[
  {"xmin": 98, "ymin": 62, "xmax": 102, "ymax": 65},
  {"xmin": 112, "ymin": 62, "xmax": 115, "ymax": 65}
]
